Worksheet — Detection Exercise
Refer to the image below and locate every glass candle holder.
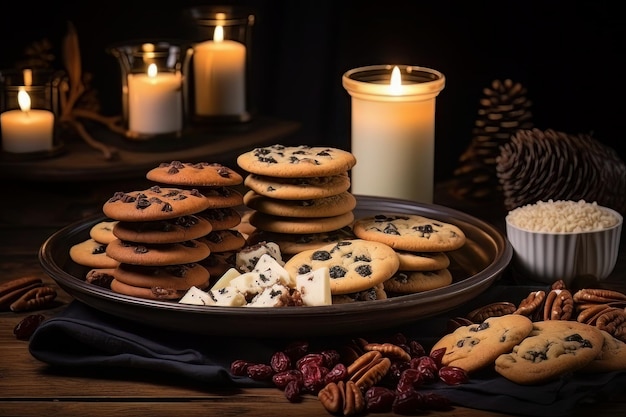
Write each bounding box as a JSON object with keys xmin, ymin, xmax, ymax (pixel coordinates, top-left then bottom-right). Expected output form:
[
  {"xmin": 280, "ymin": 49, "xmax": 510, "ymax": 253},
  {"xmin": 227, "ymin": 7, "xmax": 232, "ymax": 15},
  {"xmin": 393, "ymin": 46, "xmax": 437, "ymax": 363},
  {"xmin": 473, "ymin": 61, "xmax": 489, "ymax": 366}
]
[
  {"xmin": 342, "ymin": 65, "xmax": 445, "ymax": 204},
  {"xmin": 180, "ymin": 5, "xmax": 255, "ymax": 124},
  {"xmin": 108, "ymin": 41, "xmax": 185, "ymax": 139},
  {"xmin": 0, "ymin": 68, "xmax": 62, "ymax": 153}
]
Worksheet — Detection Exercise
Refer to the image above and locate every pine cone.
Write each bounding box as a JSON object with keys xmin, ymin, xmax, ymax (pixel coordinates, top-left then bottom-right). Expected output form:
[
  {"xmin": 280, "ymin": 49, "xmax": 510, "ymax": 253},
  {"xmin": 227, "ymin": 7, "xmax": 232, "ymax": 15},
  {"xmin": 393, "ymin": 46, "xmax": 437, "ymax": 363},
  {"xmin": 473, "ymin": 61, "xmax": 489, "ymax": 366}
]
[
  {"xmin": 496, "ymin": 128, "xmax": 626, "ymax": 215},
  {"xmin": 452, "ymin": 79, "xmax": 533, "ymax": 201}
]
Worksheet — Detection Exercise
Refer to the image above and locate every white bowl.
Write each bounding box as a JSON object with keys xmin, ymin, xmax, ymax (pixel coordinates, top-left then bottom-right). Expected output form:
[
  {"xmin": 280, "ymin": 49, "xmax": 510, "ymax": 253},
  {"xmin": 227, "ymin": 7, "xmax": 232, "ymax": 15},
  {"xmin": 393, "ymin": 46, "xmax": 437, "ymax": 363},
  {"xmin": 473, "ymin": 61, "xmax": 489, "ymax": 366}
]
[{"xmin": 505, "ymin": 203, "xmax": 622, "ymax": 285}]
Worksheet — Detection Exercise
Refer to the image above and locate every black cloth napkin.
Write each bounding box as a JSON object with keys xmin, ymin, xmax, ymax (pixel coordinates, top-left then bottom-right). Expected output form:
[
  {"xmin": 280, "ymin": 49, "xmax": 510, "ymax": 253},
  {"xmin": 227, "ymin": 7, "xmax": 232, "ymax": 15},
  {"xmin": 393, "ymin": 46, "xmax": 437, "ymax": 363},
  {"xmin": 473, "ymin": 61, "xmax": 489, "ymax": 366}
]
[{"xmin": 29, "ymin": 300, "xmax": 626, "ymax": 417}]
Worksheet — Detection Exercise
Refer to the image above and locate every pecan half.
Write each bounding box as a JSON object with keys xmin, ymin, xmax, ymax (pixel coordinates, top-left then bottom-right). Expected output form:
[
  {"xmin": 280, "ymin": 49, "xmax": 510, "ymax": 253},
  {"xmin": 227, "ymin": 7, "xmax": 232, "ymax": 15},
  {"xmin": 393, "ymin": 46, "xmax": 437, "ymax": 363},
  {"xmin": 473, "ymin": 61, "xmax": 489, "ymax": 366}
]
[
  {"xmin": 318, "ymin": 380, "xmax": 365, "ymax": 417},
  {"xmin": 466, "ymin": 301, "xmax": 517, "ymax": 322},
  {"xmin": 543, "ymin": 289, "xmax": 574, "ymax": 320},
  {"xmin": 576, "ymin": 303, "xmax": 613, "ymax": 325},
  {"xmin": 318, "ymin": 381, "xmax": 342, "ymax": 414},
  {"xmin": 363, "ymin": 342, "xmax": 411, "ymax": 362},
  {"xmin": 573, "ymin": 288, "xmax": 626, "ymax": 304},
  {"xmin": 595, "ymin": 308, "xmax": 626, "ymax": 342},
  {"xmin": 514, "ymin": 290, "xmax": 546, "ymax": 317},
  {"xmin": 0, "ymin": 276, "xmax": 43, "ymax": 310},
  {"xmin": 10, "ymin": 286, "xmax": 57, "ymax": 312}
]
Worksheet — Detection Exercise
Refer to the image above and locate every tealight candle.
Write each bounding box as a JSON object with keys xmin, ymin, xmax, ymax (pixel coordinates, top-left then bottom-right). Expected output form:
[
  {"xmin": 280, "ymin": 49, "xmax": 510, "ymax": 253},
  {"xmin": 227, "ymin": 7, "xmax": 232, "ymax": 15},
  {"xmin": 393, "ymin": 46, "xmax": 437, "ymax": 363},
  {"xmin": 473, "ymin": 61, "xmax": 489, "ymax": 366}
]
[
  {"xmin": 343, "ymin": 65, "xmax": 445, "ymax": 203},
  {"xmin": 1, "ymin": 89, "xmax": 54, "ymax": 153},
  {"xmin": 127, "ymin": 63, "xmax": 183, "ymax": 135},
  {"xmin": 193, "ymin": 25, "xmax": 246, "ymax": 116}
]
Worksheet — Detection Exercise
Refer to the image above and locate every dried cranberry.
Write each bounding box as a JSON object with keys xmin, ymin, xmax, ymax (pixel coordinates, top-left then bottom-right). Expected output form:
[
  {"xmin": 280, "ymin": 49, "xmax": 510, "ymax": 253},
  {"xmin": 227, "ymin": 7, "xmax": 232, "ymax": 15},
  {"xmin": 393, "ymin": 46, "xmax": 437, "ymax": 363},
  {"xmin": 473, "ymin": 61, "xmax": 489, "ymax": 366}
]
[
  {"xmin": 284, "ymin": 340, "xmax": 309, "ymax": 361},
  {"xmin": 284, "ymin": 379, "xmax": 303, "ymax": 403},
  {"xmin": 323, "ymin": 363, "xmax": 347, "ymax": 385},
  {"xmin": 429, "ymin": 347, "xmax": 446, "ymax": 368},
  {"xmin": 438, "ymin": 365, "xmax": 469, "ymax": 385},
  {"xmin": 296, "ymin": 353, "xmax": 325, "ymax": 370},
  {"xmin": 392, "ymin": 389, "xmax": 423, "ymax": 414},
  {"xmin": 366, "ymin": 386, "xmax": 396, "ymax": 413},
  {"xmin": 229, "ymin": 359, "xmax": 251, "ymax": 376},
  {"xmin": 13, "ymin": 314, "xmax": 45, "ymax": 340},
  {"xmin": 246, "ymin": 363, "xmax": 274, "ymax": 380},
  {"xmin": 272, "ymin": 369, "xmax": 303, "ymax": 389},
  {"xmin": 270, "ymin": 351, "xmax": 291, "ymax": 373}
]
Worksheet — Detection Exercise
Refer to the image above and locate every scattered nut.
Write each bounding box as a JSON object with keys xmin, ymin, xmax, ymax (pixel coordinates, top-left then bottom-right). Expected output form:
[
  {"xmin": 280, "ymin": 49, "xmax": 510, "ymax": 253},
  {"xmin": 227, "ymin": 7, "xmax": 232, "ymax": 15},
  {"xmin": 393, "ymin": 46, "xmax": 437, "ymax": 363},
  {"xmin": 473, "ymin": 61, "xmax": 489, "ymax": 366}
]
[{"xmin": 10, "ymin": 286, "xmax": 57, "ymax": 312}]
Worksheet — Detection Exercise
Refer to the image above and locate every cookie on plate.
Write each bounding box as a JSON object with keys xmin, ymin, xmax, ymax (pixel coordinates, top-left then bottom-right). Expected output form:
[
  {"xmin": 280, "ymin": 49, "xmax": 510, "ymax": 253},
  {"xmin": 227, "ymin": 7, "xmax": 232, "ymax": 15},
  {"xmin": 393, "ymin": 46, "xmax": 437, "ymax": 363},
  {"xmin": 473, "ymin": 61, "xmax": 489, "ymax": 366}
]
[
  {"xmin": 112, "ymin": 215, "xmax": 213, "ymax": 244},
  {"xmin": 89, "ymin": 220, "xmax": 119, "ymax": 244},
  {"xmin": 430, "ymin": 314, "xmax": 534, "ymax": 374},
  {"xmin": 581, "ymin": 330, "xmax": 626, "ymax": 373},
  {"xmin": 243, "ymin": 190, "xmax": 356, "ymax": 218},
  {"xmin": 395, "ymin": 251, "xmax": 450, "ymax": 271},
  {"xmin": 494, "ymin": 320, "xmax": 604, "ymax": 384},
  {"xmin": 246, "ymin": 226, "xmax": 355, "ymax": 256},
  {"xmin": 114, "ymin": 263, "xmax": 210, "ymax": 292},
  {"xmin": 103, "ymin": 186, "xmax": 212, "ymax": 222},
  {"xmin": 110, "ymin": 279, "xmax": 185, "ymax": 300},
  {"xmin": 244, "ymin": 173, "xmax": 351, "ymax": 200},
  {"xmin": 237, "ymin": 144, "xmax": 356, "ymax": 178},
  {"xmin": 146, "ymin": 161, "xmax": 243, "ymax": 187},
  {"xmin": 69, "ymin": 238, "xmax": 120, "ymax": 269},
  {"xmin": 105, "ymin": 238, "xmax": 210, "ymax": 266},
  {"xmin": 353, "ymin": 213, "xmax": 466, "ymax": 252},
  {"xmin": 197, "ymin": 229, "xmax": 246, "ymax": 253},
  {"xmin": 383, "ymin": 269, "xmax": 452, "ymax": 294},
  {"xmin": 331, "ymin": 283, "xmax": 387, "ymax": 304},
  {"xmin": 283, "ymin": 239, "xmax": 399, "ymax": 295},
  {"xmin": 197, "ymin": 207, "xmax": 242, "ymax": 231},
  {"xmin": 248, "ymin": 211, "xmax": 355, "ymax": 235},
  {"xmin": 197, "ymin": 186, "xmax": 244, "ymax": 209}
]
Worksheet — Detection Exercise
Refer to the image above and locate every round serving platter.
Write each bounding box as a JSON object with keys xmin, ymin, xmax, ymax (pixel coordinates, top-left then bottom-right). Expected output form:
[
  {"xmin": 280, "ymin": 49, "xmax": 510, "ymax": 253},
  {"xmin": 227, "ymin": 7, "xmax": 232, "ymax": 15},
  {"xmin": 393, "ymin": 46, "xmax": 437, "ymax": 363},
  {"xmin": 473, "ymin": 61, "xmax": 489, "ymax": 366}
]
[{"xmin": 39, "ymin": 195, "xmax": 512, "ymax": 338}]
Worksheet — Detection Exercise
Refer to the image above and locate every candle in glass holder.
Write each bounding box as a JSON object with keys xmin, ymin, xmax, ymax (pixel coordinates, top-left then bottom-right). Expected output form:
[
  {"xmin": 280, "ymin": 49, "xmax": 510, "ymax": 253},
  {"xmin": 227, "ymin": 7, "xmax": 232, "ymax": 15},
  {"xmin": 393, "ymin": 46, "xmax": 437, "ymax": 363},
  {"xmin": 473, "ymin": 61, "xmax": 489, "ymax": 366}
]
[
  {"xmin": 193, "ymin": 25, "xmax": 246, "ymax": 116},
  {"xmin": 1, "ymin": 89, "xmax": 54, "ymax": 153},
  {"xmin": 127, "ymin": 63, "xmax": 183, "ymax": 135},
  {"xmin": 342, "ymin": 65, "xmax": 445, "ymax": 203}
]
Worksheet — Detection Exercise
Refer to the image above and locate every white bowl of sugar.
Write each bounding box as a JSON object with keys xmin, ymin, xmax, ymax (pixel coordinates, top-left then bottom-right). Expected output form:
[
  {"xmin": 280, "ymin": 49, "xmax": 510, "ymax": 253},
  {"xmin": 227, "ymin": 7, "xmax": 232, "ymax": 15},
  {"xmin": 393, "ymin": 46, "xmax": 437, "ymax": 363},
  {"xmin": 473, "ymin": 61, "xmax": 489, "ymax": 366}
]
[{"xmin": 505, "ymin": 200, "xmax": 622, "ymax": 286}]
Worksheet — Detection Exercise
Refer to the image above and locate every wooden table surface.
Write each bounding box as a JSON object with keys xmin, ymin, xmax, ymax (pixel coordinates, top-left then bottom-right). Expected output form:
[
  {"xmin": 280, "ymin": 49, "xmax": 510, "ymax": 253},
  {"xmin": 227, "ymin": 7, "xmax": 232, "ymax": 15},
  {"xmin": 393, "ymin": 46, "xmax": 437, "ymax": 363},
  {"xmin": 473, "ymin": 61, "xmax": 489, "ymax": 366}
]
[{"xmin": 1, "ymin": 177, "xmax": 626, "ymax": 416}]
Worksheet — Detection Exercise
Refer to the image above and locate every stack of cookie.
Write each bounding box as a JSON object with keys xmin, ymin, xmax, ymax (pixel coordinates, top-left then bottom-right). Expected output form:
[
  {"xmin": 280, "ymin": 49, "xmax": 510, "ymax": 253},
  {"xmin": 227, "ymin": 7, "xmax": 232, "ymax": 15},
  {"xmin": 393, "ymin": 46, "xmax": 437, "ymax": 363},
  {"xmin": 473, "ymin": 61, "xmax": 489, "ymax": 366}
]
[
  {"xmin": 352, "ymin": 213, "xmax": 467, "ymax": 296},
  {"xmin": 236, "ymin": 145, "xmax": 358, "ymax": 257},
  {"xmin": 144, "ymin": 161, "xmax": 248, "ymax": 282},
  {"xmin": 101, "ymin": 185, "xmax": 215, "ymax": 300}
]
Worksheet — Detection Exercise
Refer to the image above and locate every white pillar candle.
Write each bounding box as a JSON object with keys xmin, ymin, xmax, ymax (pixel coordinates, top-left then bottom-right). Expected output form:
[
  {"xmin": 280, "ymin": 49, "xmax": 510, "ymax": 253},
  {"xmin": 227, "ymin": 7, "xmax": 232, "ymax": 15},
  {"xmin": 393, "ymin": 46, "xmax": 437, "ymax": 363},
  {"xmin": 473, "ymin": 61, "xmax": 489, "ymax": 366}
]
[
  {"xmin": 343, "ymin": 65, "xmax": 445, "ymax": 203},
  {"xmin": 127, "ymin": 63, "xmax": 183, "ymax": 135},
  {"xmin": 1, "ymin": 89, "xmax": 54, "ymax": 153},
  {"xmin": 193, "ymin": 25, "xmax": 246, "ymax": 116}
]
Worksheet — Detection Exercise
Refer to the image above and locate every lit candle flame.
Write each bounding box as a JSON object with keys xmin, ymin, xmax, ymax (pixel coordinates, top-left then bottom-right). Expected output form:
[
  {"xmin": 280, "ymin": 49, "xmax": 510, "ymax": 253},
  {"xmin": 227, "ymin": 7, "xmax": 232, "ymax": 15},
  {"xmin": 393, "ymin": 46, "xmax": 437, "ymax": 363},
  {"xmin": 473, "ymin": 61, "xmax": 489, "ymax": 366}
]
[
  {"xmin": 214, "ymin": 25, "xmax": 224, "ymax": 43},
  {"xmin": 389, "ymin": 66, "xmax": 402, "ymax": 94},
  {"xmin": 147, "ymin": 63, "xmax": 158, "ymax": 78},
  {"xmin": 17, "ymin": 88, "xmax": 31, "ymax": 112}
]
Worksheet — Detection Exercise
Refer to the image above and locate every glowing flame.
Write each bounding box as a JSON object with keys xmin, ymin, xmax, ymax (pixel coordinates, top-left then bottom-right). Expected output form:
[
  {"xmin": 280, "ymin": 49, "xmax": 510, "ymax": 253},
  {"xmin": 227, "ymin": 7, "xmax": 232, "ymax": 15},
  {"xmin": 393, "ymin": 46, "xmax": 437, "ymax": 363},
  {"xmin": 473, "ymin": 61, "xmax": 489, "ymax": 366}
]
[
  {"xmin": 147, "ymin": 63, "xmax": 158, "ymax": 78},
  {"xmin": 389, "ymin": 66, "xmax": 402, "ymax": 94},
  {"xmin": 214, "ymin": 25, "xmax": 224, "ymax": 42},
  {"xmin": 17, "ymin": 88, "xmax": 31, "ymax": 112}
]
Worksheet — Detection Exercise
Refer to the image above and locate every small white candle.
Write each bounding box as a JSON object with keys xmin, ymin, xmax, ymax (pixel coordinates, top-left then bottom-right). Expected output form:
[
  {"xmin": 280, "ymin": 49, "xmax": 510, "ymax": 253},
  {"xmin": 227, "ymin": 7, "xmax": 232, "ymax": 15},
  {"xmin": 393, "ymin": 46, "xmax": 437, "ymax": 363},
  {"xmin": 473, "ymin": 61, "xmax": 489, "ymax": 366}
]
[
  {"xmin": 127, "ymin": 63, "xmax": 183, "ymax": 135},
  {"xmin": 343, "ymin": 65, "xmax": 445, "ymax": 203},
  {"xmin": 193, "ymin": 25, "xmax": 246, "ymax": 116},
  {"xmin": 1, "ymin": 89, "xmax": 54, "ymax": 153}
]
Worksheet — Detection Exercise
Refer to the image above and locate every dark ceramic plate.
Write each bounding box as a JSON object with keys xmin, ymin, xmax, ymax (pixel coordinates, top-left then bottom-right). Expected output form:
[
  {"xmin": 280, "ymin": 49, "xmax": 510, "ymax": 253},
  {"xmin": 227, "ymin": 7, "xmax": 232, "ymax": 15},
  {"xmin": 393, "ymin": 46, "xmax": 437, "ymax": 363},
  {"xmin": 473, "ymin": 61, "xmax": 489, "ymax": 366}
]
[{"xmin": 39, "ymin": 196, "xmax": 512, "ymax": 338}]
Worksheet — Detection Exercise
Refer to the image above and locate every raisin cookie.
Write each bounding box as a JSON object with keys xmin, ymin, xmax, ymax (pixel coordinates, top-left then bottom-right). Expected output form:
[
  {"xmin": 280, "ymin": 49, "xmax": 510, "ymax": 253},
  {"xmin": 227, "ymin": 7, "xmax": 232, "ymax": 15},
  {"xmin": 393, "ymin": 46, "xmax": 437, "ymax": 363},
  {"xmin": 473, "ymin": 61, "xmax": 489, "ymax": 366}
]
[
  {"xmin": 103, "ymin": 186, "xmax": 212, "ymax": 222},
  {"xmin": 494, "ymin": 320, "xmax": 605, "ymax": 384},
  {"xmin": 114, "ymin": 263, "xmax": 210, "ymax": 292},
  {"xmin": 353, "ymin": 214, "xmax": 466, "ymax": 252},
  {"xmin": 581, "ymin": 330, "xmax": 626, "ymax": 373},
  {"xmin": 246, "ymin": 226, "xmax": 356, "ymax": 256},
  {"xmin": 105, "ymin": 239, "xmax": 210, "ymax": 266},
  {"xmin": 237, "ymin": 144, "xmax": 357, "ymax": 178},
  {"xmin": 430, "ymin": 314, "xmax": 534, "ymax": 374},
  {"xmin": 146, "ymin": 161, "xmax": 243, "ymax": 187},
  {"xmin": 243, "ymin": 173, "xmax": 351, "ymax": 200},
  {"xmin": 283, "ymin": 239, "xmax": 399, "ymax": 295}
]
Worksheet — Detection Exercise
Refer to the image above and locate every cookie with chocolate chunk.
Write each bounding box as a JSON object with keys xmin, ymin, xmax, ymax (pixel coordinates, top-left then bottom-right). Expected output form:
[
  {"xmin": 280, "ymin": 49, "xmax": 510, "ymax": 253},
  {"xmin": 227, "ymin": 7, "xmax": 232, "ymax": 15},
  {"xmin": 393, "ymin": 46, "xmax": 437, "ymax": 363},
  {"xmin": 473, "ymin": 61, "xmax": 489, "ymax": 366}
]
[
  {"xmin": 114, "ymin": 263, "xmax": 210, "ymax": 292},
  {"xmin": 395, "ymin": 251, "xmax": 450, "ymax": 271},
  {"xmin": 105, "ymin": 238, "xmax": 210, "ymax": 266},
  {"xmin": 103, "ymin": 186, "xmax": 212, "ymax": 222},
  {"xmin": 197, "ymin": 207, "xmax": 242, "ymax": 230},
  {"xmin": 197, "ymin": 229, "xmax": 246, "ymax": 253},
  {"xmin": 430, "ymin": 314, "xmax": 534, "ymax": 374},
  {"xmin": 581, "ymin": 330, "xmax": 626, "ymax": 373},
  {"xmin": 89, "ymin": 220, "xmax": 119, "ymax": 244},
  {"xmin": 246, "ymin": 226, "xmax": 355, "ymax": 256},
  {"xmin": 283, "ymin": 239, "xmax": 399, "ymax": 295},
  {"xmin": 243, "ymin": 190, "xmax": 356, "ymax": 218},
  {"xmin": 494, "ymin": 320, "xmax": 604, "ymax": 384},
  {"xmin": 197, "ymin": 186, "xmax": 244, "ymax": 209},
  {"xmin": 146, "ymin": 161, "xmax": 243, "ymax": 187},
  {"xmin": 113, "ymin": 215, "xmax": 213, "ymax": 244},
  {"xmin": 69, "ymin": 238, "xmax": 120, "ymax": 269},
  {"xmin": 353, "ymin": 213, "xmax": 466, "ymax": 252},
  {"xmin": 249, "ymin": 211, "xmax": 355, "ymax": 235},
  {"xmin": 244, "ymin": 173, "xmax": 351, "ymax": 200},
  {"xmin": 237, "ymin": 144, "xmax": 356, "ymax": 178},
  {"xmin": 383, "ymin": 269, "xmax": 452, "ymax": 294}
]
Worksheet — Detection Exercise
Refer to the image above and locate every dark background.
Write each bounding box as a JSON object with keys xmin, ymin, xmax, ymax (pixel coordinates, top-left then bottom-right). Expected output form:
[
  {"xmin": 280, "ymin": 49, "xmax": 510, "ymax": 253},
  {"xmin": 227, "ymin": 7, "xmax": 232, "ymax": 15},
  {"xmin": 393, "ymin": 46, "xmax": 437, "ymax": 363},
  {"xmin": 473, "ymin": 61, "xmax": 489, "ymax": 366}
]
[{"xmin": 1, "ymin": 0, "xmax": 624, "ymax": 181}]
